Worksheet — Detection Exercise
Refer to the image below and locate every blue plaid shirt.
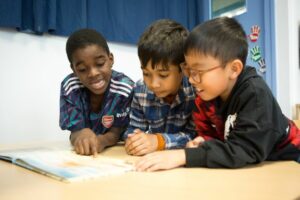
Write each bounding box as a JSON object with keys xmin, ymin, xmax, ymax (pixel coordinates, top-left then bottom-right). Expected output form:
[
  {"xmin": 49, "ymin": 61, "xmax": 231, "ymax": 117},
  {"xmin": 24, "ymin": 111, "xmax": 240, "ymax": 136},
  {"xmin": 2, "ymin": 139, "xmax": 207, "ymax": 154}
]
[
  {"xmin": 59, "ymin": 70, "xmax": 134, "ymax": 135},
  {"xmin": 124, "ymin": 76, "xmax": 196, "ymax": 149}
]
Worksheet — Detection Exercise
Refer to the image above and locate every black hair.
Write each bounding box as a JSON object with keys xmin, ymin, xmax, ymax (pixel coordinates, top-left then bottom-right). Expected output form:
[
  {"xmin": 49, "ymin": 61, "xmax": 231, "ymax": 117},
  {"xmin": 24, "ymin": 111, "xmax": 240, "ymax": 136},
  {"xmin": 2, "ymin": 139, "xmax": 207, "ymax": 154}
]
[
  {"xmin": 138, "ymin": 19, "xmax": 188, "ymax": 69},
  {"xmin": 66, "ymin": 28, "xmax": 110, "ymax": 63},
  {"xmin": 184, "ymin": 17, "xmax": 248, "ymax": 66}
]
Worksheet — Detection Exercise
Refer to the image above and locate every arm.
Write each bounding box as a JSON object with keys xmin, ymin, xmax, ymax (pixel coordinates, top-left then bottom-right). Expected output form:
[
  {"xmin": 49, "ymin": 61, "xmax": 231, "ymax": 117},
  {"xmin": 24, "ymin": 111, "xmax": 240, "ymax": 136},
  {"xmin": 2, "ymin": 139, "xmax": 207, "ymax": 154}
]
[
  {"xmin": 185, "ymin": 82, "xmax": 284, "ymax": 168},
  {"xmin": 123, "ymin": 91, "xmax": 148, "ymax": 139},
  {"xmin": 135, "ymin": 79, "xmax": 287, "ymax": 171},
  {"xmin": 70, "ymin": 127, "xmax": 123, "ymax": 155},
  {"xmin": 135, "ymin": 149, "xmax": 186, "ymax": 172},
  {"xmin": 160, "ymin": 119, "xmax": 196, "ymax": 149},
  {"xmin": 125, "ymin": 109, "xmax": 196, "ymax": 154},
  {"xmin": 97, "ymin": 127, "xmax": 123, "ymax": 149},
  {"xmin": 124, "ymin": 91, "xmax": 156, "ymax": 155}
]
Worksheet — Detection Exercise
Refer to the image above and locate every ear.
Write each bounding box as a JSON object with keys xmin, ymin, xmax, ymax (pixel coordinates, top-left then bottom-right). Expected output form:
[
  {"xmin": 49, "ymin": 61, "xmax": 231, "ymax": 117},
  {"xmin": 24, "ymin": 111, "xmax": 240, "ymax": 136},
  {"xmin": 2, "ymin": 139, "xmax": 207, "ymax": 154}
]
[
  {"xmin": 229, "ymin": 59, "xmax": 243, "ymax": 80},
  {"xmin": 70, "ymin": 64, "xmax": 76, "ymax": 73},
  {"xmin": 109, "ymin": 53, "xmax": 114, "ymax": 69}
]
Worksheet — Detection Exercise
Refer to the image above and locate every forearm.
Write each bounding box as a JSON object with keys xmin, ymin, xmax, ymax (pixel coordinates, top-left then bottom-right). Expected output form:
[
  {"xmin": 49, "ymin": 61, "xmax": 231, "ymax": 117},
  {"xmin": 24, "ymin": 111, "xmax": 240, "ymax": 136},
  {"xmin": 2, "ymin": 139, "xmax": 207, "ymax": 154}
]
[
  {"xmin": 98, "ymin": 127, "xmax": 123, "ymax": 148},
  {"xmin": 162, "ymin": 132, "xmax": 195, "ymax": 149}
]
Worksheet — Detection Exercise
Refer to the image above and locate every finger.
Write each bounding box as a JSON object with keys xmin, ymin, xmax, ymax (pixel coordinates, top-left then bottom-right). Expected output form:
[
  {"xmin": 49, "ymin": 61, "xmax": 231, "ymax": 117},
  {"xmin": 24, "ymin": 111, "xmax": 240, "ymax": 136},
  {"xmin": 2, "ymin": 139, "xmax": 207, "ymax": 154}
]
[
  {"xmin": 130, "ymin": 144, "xmax": 149, "ymax": 156},
  {"xmin": 125, "ymin": 138, "xmax": 136, "ymax": 153},
  {"xmin": 127, "ymin": 137, "xmax": 146, "ymax": 154},
  {"xmin": 74, "ymin": 143, "xmax": 80, "ymax": 154},
  {"xmin": 73, "ymin": 139, "xmax": 80, "ymax": 153},
  {"xmin": 133, "ymin": 129, "xmax": 142, "ymax": 134},
  {"xmin": 127, "ymin": 133, "xmax": 134, "ymax": 138},
  {"xmin": 126, "ymin": 134, "xmax": 144, "ymax": 151},
  {"xmin": 125, "ymin": 137, "xmax": 133, "ymax": 150},
  {"xmin": 146, "ymin": 163, "xmax": 164, "ymax": 172},
  {"xmin": 76, "ymin": 140, "xmax": 85, "ymax": 155},
  {"xmin": 190, "ymin": 141, "xmax": 197, "ymax": 147},
  {"xmin": 194, "ymin": 136, "xmax": 205, "ymax": 143},
  {"xmin": 136, "ymin": 157, "xmax": 157, "ymax": 172},
  {"xmin": 186, "ymin": 141, "xmax": 193, "ymax": 148},
  {"xmin": 82, "ymin": 139, "xmax": 91, "ymax": 155},
  {"xmin": 125, "ymin": 133, "xmax": 138, "ymax": 149},
  {"xmin": 90, "ymin": 139, "xmax": 98, "ymax": 157},
  {"xmin": 135, "ymin": 153, "xmax": 157, "ymax": 171}
]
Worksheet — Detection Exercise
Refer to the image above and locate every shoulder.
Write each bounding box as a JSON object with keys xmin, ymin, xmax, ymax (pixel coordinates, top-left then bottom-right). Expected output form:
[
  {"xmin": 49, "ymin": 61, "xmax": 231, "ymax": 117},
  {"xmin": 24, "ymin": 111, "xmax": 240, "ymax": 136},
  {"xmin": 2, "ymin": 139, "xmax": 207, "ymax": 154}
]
[
  {"xmin": 229, "ymin": 67, "xmax": 275, "ymax": 112},
  {"xmin": 109, "ymin": 70, "xmax": 135, "ymax": 98},
  {"xmin": 242, "ymin": 72, "xmax": 271, "ymax": 100},
  {"xmin": 133, "ymin": 79, "xmax": 153, "ymax": 96},
  {"xmin": 181, "ymin": 76, "xmax": 195, "ymax": 98},
  {"xmin": 60, "ymin": 73, "xmax": 84, "ymax": 96}
]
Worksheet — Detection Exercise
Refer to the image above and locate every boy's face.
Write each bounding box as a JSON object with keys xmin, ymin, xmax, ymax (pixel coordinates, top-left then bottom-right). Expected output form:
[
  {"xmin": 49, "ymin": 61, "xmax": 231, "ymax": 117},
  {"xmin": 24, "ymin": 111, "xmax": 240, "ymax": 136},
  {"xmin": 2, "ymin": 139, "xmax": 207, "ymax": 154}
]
[
  {"xmin": 71, "ymin": 44, "xmax": 113, "ymax": 96},
  {"xmin": 184, "ymin": 51, "xmax": 236, "ymax": 101},
  {"xmin": 142, "ymin": 61, "xmax": 183, "ymax": 99}
]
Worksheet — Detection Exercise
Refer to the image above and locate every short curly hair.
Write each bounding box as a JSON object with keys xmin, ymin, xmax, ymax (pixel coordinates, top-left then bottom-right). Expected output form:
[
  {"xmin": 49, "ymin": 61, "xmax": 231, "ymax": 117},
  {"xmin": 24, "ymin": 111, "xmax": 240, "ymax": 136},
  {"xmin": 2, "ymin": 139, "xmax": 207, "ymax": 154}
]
[{"xmin": 66, "ymin": 29, "xmax": 110, "ymax": 64}]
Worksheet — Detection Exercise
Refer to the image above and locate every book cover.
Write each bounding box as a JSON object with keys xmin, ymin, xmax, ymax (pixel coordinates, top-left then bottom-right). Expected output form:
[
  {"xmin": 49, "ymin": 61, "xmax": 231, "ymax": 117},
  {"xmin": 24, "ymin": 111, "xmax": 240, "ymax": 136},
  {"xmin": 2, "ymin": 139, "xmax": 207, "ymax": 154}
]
[{"xmin": 0, "ymin": 147, "xmax": 134, "ymax": 183}]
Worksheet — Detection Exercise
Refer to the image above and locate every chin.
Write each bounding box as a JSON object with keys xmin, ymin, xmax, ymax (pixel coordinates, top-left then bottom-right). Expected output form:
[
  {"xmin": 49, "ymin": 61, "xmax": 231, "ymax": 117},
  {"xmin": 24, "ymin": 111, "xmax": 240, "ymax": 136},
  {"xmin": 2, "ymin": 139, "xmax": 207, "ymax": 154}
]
[
  {"xmin": 155, "ymin": 92, "xmax": 169, "ymax": 98},
  {"xmin": 197, "ymin": 94, "xmax": 214, "ymax": 101},
  {"xmin": 90, "ymin": 87, "xmax": 107, "ymax": 95}
]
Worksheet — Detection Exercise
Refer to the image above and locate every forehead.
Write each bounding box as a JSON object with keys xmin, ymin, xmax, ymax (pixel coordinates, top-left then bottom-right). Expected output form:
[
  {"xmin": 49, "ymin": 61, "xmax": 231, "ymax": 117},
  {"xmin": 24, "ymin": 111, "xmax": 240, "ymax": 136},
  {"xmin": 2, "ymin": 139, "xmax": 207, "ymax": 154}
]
[
  {"xmin": 143, "ymin": 62, "xmax": 179, "ymax": 72},
  {"xmin": 184, "ymin": 51, "xmax": 220, "ymax": 65},
  {"xmin": 72, "ymin": 45, "xmax": 107, "ymax": 61}
]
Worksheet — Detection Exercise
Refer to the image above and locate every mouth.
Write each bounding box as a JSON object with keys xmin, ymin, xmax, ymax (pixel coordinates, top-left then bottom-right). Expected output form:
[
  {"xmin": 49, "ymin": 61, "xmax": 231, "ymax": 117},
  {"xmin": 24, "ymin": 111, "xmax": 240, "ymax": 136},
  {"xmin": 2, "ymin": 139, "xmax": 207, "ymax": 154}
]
[
  {"xmin": 90, "ymin": 79, "xmax": 105, "ymax": 90},
  {"xmin": 194, "ymin": 88, "xmax": 204, "ymax": 95},
  {"xmin": 153, "ymin": 91, "xmax": 165, "ymax": 97}
]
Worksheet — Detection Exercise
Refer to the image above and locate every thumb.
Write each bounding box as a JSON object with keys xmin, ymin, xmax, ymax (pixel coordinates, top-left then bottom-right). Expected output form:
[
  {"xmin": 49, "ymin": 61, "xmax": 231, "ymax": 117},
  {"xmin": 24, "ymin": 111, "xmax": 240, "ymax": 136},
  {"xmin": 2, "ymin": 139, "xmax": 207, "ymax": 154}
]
[{"xmin": 133, "ymin": 129, "xmax": 143, "ymax": 134}]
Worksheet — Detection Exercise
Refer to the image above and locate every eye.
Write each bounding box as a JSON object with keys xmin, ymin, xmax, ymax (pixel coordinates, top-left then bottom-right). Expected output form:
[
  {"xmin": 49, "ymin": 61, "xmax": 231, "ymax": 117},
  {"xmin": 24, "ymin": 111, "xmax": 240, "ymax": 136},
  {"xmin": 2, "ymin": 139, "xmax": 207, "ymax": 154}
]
[
  {"xmin": 159, "ymin": 73, "xmax": 169, "ymax": 78},
  {"xmin": 96, "ymin": 62, "xmax": 105, "ymax": 67},
  {"xmin": 142, "ymin": 72, "xmax": 150, "ymax": 77},
  {"xmin": 76, "ymin": 66, "xmax": 87, "ymax": 73}
]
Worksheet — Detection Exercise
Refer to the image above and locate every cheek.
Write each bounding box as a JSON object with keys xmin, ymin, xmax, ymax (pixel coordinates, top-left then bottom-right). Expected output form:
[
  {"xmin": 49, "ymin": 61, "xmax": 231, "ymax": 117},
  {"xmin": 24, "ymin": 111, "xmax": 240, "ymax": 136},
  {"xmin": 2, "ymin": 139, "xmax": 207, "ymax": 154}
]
[
  {"xmin": 142, "ymin": 76, "xmax": 152, "ymax": 87},
  {"xmin": 166, "ymin": 75, "xmax": 182, "ymax": 90}
]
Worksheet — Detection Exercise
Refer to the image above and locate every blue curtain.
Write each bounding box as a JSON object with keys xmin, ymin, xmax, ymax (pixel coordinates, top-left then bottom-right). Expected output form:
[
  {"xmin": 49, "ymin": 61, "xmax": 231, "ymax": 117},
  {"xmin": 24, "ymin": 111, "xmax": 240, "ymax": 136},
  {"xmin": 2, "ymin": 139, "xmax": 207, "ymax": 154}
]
[{"xmin": 0, "ymin": 0, "xmax": 204, "ymax": 44}]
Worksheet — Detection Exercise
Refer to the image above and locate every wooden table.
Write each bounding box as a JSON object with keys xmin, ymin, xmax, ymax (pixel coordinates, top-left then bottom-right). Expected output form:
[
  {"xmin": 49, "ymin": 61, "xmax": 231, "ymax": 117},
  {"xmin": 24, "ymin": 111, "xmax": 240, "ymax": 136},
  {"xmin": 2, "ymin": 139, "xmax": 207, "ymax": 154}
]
[{"xmin": 0, "ymin": 141, "xmax": 300, "ymax": 200}]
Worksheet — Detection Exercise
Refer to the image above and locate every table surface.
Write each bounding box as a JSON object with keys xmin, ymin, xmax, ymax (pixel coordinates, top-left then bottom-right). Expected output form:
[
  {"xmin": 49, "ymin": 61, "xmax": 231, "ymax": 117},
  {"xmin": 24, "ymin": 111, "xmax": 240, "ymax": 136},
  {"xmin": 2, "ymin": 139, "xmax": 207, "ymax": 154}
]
[{"xmin": 0, "ymin": 141, "xmax": 300, "ymax": 200}]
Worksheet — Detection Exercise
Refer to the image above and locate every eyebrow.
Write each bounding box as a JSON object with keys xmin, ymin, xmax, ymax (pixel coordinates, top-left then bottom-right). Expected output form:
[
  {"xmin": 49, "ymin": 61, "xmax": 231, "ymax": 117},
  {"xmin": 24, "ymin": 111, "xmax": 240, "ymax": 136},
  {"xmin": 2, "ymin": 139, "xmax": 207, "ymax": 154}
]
[
  {"xmin": 157, "ymin": 68, "xmax": 169, "ymax": 72},
  {"xmin": 74, "ymin": 55, "xmax": 105, "ymax": 67}
]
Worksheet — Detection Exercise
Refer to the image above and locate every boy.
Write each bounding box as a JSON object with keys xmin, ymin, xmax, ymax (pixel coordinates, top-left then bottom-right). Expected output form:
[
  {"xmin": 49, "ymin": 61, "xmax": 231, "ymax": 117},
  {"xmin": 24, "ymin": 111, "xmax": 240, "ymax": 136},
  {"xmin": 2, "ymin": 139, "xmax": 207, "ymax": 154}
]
[
  {"xmin": 124, "ymin": 19, "xmax": 196, "ymax": 156},
  {"xmin": 59, "ymin": 29, "xmax": 134, "ymax": 156},
  {"xmin": 135, "ymin": 17, "xmax": 300, "ymax": 171}
]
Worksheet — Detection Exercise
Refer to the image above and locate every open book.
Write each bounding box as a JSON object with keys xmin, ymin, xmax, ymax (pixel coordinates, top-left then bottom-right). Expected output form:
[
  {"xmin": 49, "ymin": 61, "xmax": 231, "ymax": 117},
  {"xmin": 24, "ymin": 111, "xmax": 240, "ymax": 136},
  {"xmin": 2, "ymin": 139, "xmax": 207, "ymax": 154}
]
[{"xmin": 0, "ymin": 147, "xmax": 134, "ymax": 183}]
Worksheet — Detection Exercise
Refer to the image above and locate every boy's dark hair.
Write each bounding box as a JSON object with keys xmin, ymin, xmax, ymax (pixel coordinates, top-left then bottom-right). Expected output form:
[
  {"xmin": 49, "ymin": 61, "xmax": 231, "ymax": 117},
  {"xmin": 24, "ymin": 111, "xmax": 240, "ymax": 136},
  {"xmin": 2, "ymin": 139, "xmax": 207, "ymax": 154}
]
[
  {"xmin": 138, "ymin": 19, "xmax": 188, "ymax": 69},
  {"xmin": 184, "ymin": 17, "xmax": 248, "ymax": 66},
  {"xmin": 66, "ymin": 29, "xmax": 110, "ymax": 63}
]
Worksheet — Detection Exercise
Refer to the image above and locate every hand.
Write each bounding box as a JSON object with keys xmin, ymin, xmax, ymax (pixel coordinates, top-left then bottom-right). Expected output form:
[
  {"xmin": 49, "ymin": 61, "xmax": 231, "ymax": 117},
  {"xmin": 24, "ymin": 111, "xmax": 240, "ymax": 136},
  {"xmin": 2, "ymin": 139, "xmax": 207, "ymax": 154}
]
[
  {"xmin": 71, "ymin": 128, "xmax": 101, "ymax": 156},
  {"xmin": 186, "ymin": 136, "xmax": 205, "ymax": 148},
  {"xmin": 125, "ymin": 129, "xmax": 158, "ymax": 156},
  {"xmin": 135, "ymin": 150, "xmax": 186, "ymax": 172}
]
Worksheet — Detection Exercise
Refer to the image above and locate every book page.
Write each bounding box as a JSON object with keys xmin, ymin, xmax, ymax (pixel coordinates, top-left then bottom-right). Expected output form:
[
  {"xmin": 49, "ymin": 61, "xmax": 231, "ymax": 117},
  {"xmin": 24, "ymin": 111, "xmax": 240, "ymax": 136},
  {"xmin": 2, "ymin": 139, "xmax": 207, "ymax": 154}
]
[{"xmin": 0, "ymin": 148, "xmax": 134, "ymax": 182}]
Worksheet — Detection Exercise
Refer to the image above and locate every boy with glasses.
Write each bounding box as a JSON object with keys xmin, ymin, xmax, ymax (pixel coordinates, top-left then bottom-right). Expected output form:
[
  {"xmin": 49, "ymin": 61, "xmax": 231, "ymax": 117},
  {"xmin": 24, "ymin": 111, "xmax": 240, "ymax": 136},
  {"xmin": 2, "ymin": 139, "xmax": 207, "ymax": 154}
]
[{"xmin": 135, "ymin": 17, "xmax": 300, "ymax": 171}]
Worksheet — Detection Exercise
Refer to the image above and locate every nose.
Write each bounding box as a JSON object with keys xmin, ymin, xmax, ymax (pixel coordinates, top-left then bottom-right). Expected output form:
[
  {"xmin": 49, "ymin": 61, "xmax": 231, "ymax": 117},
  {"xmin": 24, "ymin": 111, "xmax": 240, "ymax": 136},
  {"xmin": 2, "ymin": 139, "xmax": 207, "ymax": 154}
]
[
  {"xmin": 149, "ymin": 77, "xmax": 160, "ymax": 89},
  {"xmin": 88, "ymin": 66, "xmax": 100, "ymax": 78},
  {"xmin": 188, "ymin": 75, "xmax": 197, "ymax": 85}
]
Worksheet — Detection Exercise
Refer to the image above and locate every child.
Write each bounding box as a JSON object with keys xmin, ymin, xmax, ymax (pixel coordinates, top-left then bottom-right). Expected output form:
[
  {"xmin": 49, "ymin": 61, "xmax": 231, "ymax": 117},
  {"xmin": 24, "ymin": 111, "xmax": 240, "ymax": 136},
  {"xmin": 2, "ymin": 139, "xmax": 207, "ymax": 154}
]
[
  {"xmin": 59, "ymin": 29, "xmax": 134, "ymax": 156},
  {"xmin": 124, "ymin": 19, "xmax": 196, "ymax": 156},
  {"xmin": 135, "ymin": 17, "xmax": 300, "ymax": 171}
]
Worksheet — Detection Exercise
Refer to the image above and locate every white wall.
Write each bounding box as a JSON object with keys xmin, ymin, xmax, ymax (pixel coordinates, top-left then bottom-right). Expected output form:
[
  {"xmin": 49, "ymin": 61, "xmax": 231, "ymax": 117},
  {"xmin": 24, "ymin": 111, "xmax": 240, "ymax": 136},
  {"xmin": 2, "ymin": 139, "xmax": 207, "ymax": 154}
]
[
  {"xmin": 0, "ymin": 28, "xmax": 140, "ymax": 145},
  {"xmin": 275, "ymin": 0, "xmax": 300, "ymax": 119},
  {"xmin": 1, "ymin": 0, "xmax": 300, "ymax": 145}
]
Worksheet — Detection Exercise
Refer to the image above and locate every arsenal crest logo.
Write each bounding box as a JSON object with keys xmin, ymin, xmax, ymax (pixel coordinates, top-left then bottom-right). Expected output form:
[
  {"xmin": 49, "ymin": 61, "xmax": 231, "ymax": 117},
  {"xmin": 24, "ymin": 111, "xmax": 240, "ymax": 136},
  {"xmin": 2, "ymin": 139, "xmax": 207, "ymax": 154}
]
[{"xmin": 102, "ymin": 115, "xmax": 114, "ymax": 128}]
